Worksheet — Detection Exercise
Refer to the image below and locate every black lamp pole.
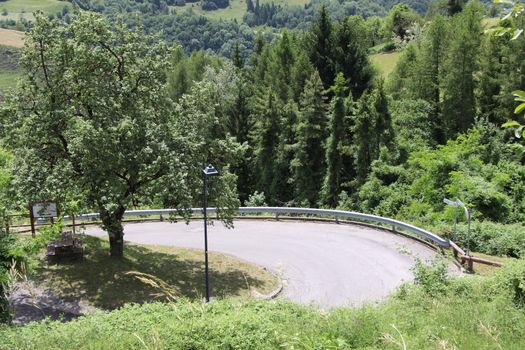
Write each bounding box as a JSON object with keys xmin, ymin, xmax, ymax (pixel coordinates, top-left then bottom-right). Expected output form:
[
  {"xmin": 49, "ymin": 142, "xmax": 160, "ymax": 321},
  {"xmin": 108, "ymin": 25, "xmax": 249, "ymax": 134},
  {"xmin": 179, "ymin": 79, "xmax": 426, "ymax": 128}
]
[{"xmin": 202, "ymin": 164, "xmax": 218, "ymax": 302}]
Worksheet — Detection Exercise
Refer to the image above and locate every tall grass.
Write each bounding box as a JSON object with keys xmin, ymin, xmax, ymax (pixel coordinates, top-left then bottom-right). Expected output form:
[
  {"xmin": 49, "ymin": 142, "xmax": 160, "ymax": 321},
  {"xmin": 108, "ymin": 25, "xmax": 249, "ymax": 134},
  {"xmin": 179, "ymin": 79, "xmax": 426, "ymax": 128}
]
[{"xmin": 1, "ymin": 259, "xmax": 524, "ymax": 349}]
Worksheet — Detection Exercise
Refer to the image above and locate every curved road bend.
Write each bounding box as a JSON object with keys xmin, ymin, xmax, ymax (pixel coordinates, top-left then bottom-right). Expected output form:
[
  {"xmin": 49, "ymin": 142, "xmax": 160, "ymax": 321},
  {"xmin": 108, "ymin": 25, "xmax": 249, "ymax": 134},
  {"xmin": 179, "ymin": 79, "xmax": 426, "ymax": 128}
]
[{"xmin": 86, "ymin": 220, "xmax": 441, "ymax": 308}]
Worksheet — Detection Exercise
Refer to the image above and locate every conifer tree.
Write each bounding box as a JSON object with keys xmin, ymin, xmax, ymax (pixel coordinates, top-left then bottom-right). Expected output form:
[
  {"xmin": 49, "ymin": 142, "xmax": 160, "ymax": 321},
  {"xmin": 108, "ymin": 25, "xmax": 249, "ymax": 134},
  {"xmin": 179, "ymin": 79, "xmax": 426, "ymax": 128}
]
[
  {"xmin": 441, "ymin": 1, "xmax": 482, "ymax": 138},
  {"xmin": 413, "ymin": 15, "xmax": 448, "ymax": 144},
  {"xmin": 373, "ymin": 80, "xmax": 395, "ymax": 151},
  {"xmin": 268, "ymin": 31, "xmax": 295, "ymax": 102},
  {"xmin": 320, "ymin": 73, "xmax": 349, "ymax": 207},
  {"xmin": 353, "ymin": 82, "xmax": 394, "ymax": 185},
  {"xmin": 308, "ymin": 6, "xmax": 335, "ymax": 89},
  {"xmin": 252, "ymin": 90, "xmax": 281, "ymax": 203},
  {"xmin": 386, "ymin": 43, "xmax": 419, "ymax": 101},
  {"xmin": 333, "ymin": 16, "xmax": 374, "ymax": 98},
  {"xmin": 228, "ymin": 71, "xmax": 253, "ymax": 202},
  {"xmin": 477, "ymin": 35, "xmax": 506, "ymax": 125},
  {"xmin": 292, "ymin": 71, "xmax": 327, "ymax": 206},
  {"xmin": 246, "ymin": 0, "xmax": 254, "ymax": 12},
  {"xmin": 447, "ymin": 0, "xmax": 466, "ymax": 16},
  {"xmin": 353, "ymin": 92, "xmax": 375, "ymax": 185},
  {"xmin": 291, "ymin": 51, "xmax": 314, "ymax": 102},
  {"xmin": 232, "ymin": 42, "xmax": 244, "ymax": 69},
  {"xmin": 273, "ymin": 101, "xmax": 300, "ymax": 204}
]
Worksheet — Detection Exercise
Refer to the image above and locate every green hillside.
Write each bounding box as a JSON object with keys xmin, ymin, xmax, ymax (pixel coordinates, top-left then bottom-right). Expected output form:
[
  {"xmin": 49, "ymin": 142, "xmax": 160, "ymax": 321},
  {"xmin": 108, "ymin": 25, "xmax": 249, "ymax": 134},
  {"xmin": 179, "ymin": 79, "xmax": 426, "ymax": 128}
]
[
  {"xmin": 0, "ymin": 45, "xmax": 21, "ymax": 97},
  {"xmin": 371, "ymin": 51, "xmax": 401, "ymax": 79},
  {"xmin": 174, "ymin": 0, "xmax": 309, "ymax": 22},
  {"xmin": 0, "ymin": 0, "xmax": 69, "ymax": 21}
]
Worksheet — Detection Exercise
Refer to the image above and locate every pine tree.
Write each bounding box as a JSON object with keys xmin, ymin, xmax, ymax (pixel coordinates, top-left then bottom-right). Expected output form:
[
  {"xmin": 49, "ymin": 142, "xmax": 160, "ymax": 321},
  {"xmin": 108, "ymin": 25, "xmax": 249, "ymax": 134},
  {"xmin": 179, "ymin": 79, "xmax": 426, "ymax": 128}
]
[
  {"xmin": 267, "ymin": 31, "xmax": 295, "ymax": 102},
  {"xmin": 252, "ymin": 90, "xmax": 281, "ymax": 203},
  {"xmin": 272, "ymin": 101, "xmax": 299, "ymax": 205},
  {"xmin": 413, "ymin": 15, "xmax": 448, "ymax": 144},
  {"xmin": 441, "ymin": 1, "xmax": 482, "ymax": 138},
  {"xmin": 246, "ymin": 0, "xmax": 254, "ymax": 13},
  {"xmin": 353, "ymin": 92, "xmax": 375, "ymax": 185},
  {"xmin": 308, "ymin": 6, "xmax": 335, "ymax": 89},
  {"xmin": 320, "ymin": 73, "xmax": 348, "ymax": 207},
  {"xmin": 232, "ymin": 42, "xmax": 244, "ymax": 69},
  {"xmin": 353, "ymin": 82, "xmax": 394, "ymax": 185},
  {"xmin": 386, "ymin": 43, "xmax": 419, "ymax": 101},
  {"xmin": 291, "ymin": 51, "xmax": 314, "ymax": 103},
  {"xmin": 333, "ymin": 16, "xmax": 374, "ymax": 98},
  {"xmin": 447, "ymin": 0, "xmax": 466, "ymax": 16},
  {"xmin": 477, "ymin": 35, "xmax": 506, "ymax": 125},
  {"xmin": 373, "ymin": 80, "xmax": 395, "ymax": 151},
  {"xmin": 255, "ymin": 0, "xmax": 260, "ymax": 15},
  {"xmin": 228, "ymin": 71, "xmax": 253, "ymax": 203},
  {"xmin": 291, "ymin": 71, "xmax": 327, "ymax": 206}
]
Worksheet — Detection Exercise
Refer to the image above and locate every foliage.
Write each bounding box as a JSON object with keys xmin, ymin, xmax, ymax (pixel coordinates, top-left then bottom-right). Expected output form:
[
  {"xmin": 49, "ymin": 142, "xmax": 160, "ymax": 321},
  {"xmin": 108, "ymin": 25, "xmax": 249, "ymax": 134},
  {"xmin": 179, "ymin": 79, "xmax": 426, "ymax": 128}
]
[
  {"xmin": 245, "ymin": 191, "xmax": 267, "ymax": 207},
  {"xmin": 412, "ymin": 257, "xmax": 449, "ymax": 296},
  {"xmin": 30, "ymin": 235, "xmax": 277, "ymax": 310},
  {"xmin": 450, "ymin": 222, "xmax": 525, "ymax": 257},
  {"xmin": 1, "ymin": 11, "xmax": 240, "ymax": 257},
  {"xmin": 2, "ymin": 259, "xmax": 525, "ymax": 348}
]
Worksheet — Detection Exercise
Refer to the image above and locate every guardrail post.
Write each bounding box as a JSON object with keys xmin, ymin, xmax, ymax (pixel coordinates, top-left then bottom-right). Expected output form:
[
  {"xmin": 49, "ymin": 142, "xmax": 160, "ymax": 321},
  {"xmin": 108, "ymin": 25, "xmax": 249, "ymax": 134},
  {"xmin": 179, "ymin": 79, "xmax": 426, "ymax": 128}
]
[
  {"xmin": 467, "ymin": 257, "xmax": 474, "ymax": 273},
  {"xmin": 275, "ymin": 213, "xmax": 279, "ymax": 221},
  {"xmin": 160, "ymin": 214, "xmax": 164, "ymax": 222}
]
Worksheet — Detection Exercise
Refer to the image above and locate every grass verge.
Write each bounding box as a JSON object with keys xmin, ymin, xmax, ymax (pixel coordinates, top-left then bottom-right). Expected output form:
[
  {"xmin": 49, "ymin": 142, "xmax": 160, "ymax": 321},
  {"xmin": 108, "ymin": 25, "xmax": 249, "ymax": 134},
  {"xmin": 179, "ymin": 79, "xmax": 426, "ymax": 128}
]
[
  {"xmin": 31, "ymin": 235, "xmax": 278, "ymax": 310},
  {"xmin": 2, "ymin": 258, "xmax": 525, "ymax": 349}
]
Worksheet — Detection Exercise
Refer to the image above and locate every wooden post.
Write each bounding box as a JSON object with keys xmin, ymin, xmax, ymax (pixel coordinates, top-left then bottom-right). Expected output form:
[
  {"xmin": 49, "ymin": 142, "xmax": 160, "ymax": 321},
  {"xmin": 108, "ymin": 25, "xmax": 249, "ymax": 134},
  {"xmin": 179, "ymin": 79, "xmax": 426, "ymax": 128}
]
[
  {"xmin": 467, "ymin": 257, "xmax": 474, "ymax": 273},
  {"xmin": 29, "ymin": 204, "xmax": 36, "ymax": 237}
]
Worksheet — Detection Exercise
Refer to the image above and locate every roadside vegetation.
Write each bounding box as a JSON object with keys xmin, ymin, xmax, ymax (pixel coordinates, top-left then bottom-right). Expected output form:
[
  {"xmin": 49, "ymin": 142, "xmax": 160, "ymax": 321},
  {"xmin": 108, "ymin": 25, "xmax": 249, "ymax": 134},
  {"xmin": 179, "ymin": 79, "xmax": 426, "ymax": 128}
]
[
  {"xmin": 35, "ymin": 235, "xmax": 278, "ymax": 308},
  {"xmin": 1, "ymin": 259, "xmax": 524, "ymax": 349},
  {"xmin": 0, "ymin": 0, "xmax": 524, "ymax": 347}
]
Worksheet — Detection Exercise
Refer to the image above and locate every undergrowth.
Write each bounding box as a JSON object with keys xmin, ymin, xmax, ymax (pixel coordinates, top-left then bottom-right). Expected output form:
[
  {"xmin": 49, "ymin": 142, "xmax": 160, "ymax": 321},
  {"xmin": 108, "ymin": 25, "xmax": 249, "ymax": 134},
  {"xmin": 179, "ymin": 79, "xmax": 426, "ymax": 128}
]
[{"xmin": 0, "ymin": 259, "xmax": 524, "ymax": 349}]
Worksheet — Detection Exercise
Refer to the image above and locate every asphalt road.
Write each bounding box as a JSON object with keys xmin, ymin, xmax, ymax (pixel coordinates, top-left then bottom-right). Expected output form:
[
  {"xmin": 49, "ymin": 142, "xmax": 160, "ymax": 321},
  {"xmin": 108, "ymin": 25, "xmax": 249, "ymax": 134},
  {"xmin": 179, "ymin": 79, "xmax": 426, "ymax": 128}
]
[{"xmin": 86, "ymin": 220, "xmax": 440, "ymax": 307}]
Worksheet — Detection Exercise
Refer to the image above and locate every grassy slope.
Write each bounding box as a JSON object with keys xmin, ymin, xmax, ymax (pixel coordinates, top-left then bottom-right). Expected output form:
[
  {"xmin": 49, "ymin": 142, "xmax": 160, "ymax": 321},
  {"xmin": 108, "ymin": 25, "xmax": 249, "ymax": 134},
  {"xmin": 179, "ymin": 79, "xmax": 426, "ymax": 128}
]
[
  {"xmin": 32, "ymin": 235, "xmax": 278, "ymax": 309},
  {"xmin": 174, "ymin": 0, "xmax": 309, "ymax": 22},
  {"xmin": 371, "ymin": 51, "xmax": 401, "ymax": 79},
  {"xmin": 0, "ymin": 28, "xmax": 24, "ymax": 48},
  {"xmin": 1, "ymin": 259, "xmax": 525, "ymax": 349},
  {"xmin": 0, "ymin": 44, "xmax": 21, "ymax": 95},
  {"xmin": 0, "ymin": 0, "xmax": 69, "ymax": 21}
]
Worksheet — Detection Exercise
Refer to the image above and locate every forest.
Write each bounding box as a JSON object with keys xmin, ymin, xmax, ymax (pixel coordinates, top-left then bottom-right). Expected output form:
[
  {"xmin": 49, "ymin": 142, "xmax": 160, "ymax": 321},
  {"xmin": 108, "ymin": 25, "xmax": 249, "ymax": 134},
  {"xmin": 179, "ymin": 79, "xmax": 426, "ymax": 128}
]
[
  {"xmin": 165, "ymin": 1, "xmax": 525, "ymax": 257},
  {"xmin": 0, "ymin": 0, "xmax": 524, "ymax": 256},
  {"xmin": 0, "ymin": 0, "xmax": 525, "ymax": 344}
]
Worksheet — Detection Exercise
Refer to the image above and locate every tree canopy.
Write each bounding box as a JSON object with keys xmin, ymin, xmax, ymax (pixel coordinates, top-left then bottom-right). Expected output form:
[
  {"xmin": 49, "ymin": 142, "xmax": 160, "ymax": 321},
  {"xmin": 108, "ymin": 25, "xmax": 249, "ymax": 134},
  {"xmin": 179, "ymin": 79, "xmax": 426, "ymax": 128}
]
[{"xmin": 1, "ymin": 11, "xmax": 239, "ymax": 257}]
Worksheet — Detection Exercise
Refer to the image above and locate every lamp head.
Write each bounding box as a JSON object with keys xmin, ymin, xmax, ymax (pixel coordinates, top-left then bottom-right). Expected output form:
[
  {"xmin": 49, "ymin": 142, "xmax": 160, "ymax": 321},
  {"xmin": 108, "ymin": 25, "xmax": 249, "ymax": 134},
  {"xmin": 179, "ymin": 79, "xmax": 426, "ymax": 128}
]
[{"xmin": 203, "ymin": 164, "xmax": 219, "ymax": 176}]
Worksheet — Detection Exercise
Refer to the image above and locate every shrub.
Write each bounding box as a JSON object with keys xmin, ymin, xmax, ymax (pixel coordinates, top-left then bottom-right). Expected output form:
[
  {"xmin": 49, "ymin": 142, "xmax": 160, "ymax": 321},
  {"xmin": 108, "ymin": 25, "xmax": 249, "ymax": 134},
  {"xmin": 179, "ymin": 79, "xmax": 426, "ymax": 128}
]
[
  {"xmin": 452, "ymin": 221, "xmax": 525, "ymax": 257},
  {"xmin": 412, "ymin": 258, "xmax": 449, "ymax": 296}
]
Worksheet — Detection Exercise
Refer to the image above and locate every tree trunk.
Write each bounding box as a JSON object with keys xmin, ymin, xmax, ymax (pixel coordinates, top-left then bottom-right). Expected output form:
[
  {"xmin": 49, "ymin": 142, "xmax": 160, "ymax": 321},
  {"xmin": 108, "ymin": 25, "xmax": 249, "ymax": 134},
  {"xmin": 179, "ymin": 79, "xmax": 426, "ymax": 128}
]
[{"xmin": 100, "ymin": 206, "xmax": 126, "ymax": 258}]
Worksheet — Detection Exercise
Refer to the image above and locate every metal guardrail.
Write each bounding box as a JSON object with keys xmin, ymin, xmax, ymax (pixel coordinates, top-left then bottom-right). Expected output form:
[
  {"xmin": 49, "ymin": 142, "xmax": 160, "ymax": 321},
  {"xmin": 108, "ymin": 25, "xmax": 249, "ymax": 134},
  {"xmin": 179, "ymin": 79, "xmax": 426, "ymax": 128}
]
[{"xmin": 68, "ymin": 207, "xmax": 450, "ymax": 248}]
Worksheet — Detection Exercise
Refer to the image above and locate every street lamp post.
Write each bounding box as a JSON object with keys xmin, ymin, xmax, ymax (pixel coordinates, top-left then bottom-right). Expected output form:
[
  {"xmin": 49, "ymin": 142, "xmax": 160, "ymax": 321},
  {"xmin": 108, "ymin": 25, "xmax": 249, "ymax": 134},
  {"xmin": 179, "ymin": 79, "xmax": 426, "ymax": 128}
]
[
  {"xmin": 202, "ymin": 164, "xmax": 219, "ymax": 302},
  {"xmin": 443, "ymin": 198, "xmax": 458, "ymax": 241},
  {"xmin": 444, "ymin": 198, "xmax": 472, "ymax": 255},
  {"xmin": 455, "ymin": 199, "xmax": 471, "ymax": 256}
]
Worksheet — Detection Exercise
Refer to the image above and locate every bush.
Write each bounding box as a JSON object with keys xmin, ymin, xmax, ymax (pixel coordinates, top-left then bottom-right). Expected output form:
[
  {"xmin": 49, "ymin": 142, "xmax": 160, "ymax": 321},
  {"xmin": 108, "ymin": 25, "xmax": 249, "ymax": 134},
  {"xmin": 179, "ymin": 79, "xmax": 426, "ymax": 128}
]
[
  {"xmin": 0, "ymin": 221, "xmax": 63, "ymax": 323},
  {"xmin": 489, "ymin": 258, "xmax": 525, "ymax": 307},
  {"xmin": 452, "ymin": 222, "xmax": 525, "ymax": 258},
  {"xmin": 412, "ymin": 258, "xmax": 449, "ymax": 296}
]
